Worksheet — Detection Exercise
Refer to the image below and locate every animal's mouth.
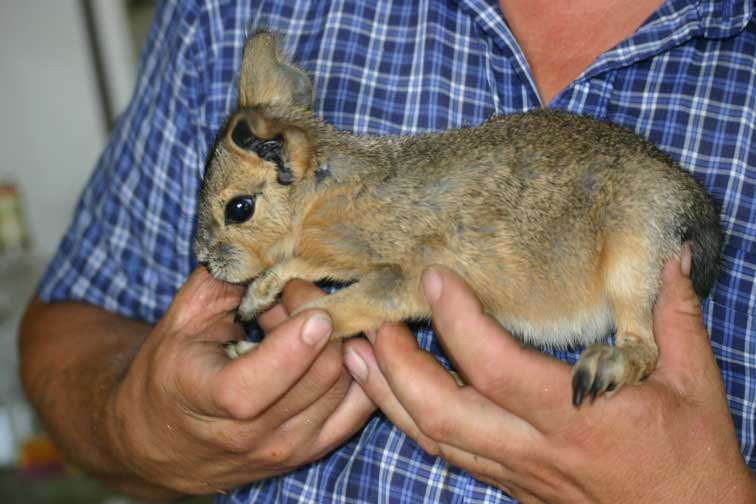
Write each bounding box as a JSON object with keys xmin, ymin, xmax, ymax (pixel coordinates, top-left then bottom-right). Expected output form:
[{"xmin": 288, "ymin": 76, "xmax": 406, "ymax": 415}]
[
  {"xmin": 202, "ymin": 262, "xmax": 255, "ymax": 286},
  {"xmin": 201, "ymin": 254, "xmax": 267, "ymax": 287}
]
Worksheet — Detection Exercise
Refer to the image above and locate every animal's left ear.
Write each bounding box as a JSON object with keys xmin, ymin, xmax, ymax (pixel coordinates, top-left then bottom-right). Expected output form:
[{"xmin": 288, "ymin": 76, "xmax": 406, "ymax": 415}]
[{"xmin": 228, "ymin": 111, "xmax": 315, "ymax": 185}]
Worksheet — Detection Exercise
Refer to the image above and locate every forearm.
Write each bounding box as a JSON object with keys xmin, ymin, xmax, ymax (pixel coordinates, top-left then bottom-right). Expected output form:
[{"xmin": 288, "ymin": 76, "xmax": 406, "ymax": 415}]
[{"xmin": 18, "ymin": 297, "xmax": 181, "ymax": 500}]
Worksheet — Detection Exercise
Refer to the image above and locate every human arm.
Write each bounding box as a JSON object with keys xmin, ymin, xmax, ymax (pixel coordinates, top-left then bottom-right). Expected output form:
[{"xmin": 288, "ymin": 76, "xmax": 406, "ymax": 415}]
[
  {"xmin": 19, "ymin": 268, "xmax": 374, "ymax": 500},
  {"xmin": 343, "ymin": 252, "xmax": 756, "ymax": 503}
]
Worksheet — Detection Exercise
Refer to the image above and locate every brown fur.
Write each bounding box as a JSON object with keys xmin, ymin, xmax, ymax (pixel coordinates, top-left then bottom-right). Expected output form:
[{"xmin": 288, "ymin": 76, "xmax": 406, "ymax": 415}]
[{"xmin": 195, "ymin": 32, "xmax": 723, "ymax": 405}]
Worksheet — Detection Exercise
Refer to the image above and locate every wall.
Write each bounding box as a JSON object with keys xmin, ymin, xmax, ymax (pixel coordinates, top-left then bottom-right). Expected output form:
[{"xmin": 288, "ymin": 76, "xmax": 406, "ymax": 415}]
[{"xmin": 0, "ymin": 0, "xmax": 107, "ymax": 258}]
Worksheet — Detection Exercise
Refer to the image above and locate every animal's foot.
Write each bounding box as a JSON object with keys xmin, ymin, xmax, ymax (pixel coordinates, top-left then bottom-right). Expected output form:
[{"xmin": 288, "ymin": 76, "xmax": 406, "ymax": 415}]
[
  {"xmin": 571, "ymin": 344, "xmax": 627, "ymax": 407},
  {"xmin": 237, "ymin": 272, "xmax": 282, "ymax": 321},
  {"xmin": 223, "ymin": 340, "xmax": 258, "ymax": 359},
  {"xmin": 237, "ymin": 294, "xmax": 272, "ymax": 321}
]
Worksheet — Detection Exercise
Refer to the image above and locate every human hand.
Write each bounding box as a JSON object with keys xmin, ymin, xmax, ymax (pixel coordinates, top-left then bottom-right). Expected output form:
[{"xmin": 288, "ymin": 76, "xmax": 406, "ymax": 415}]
[
  {"xmin": 344, "ymin": 252, "xmax": 756, "ymax": 503},
  {"xmin": 107, "ymin": 268, "xmax": 374, "ymax": 495}
]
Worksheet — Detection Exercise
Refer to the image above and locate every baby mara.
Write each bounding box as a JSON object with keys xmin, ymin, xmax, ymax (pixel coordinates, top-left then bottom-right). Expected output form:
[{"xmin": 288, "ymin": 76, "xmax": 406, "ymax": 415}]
[{"xmin": 195, "ymin": 32, "xmax": 723, "ymax": 406}]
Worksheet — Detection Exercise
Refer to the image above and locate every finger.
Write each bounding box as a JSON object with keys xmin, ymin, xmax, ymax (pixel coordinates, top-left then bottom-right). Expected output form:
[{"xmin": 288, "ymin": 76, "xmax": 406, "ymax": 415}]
[
  {"xmin": 270, "ymin": 361, "xmax": 352, "ymax": 441},
  {"xmin": 224, "ymin": 372, "xmax": 356, "ymax": 472},
  {"xmin": 421, "ymin": 266, "xmax": 575, "ymax": 425},
  {"xmin": 343, "ymin": 339, "xmax": 443, "ymax": 457},
  {"xmin": 257, "ymin": 279, "xmax": 327, "ymax": 333},
  {"xmin": 312, "ymin": 378, "xmax": 376, "ymax": 453},
  {"xmin": 349, "ymin": 328, "xmax": 537, "ymax": 461},
  {"xmin": 189, "ymin": 341, "xmax": 347, "ymax": 451},
  {"xmin": 257, "ymin": 303, "xmax": 288, "ymax": 333},
  {"xmin": 345, "ymin": 342, "xmax": 544, "ymax": 503},
  {"xmin": 281, "ymin": 369, "xmax": 375, "ymax": 462},
  {"xmin": 416, "ymin": 446, "xmax": 549, "ymax": 504},
  {"xmin": 653, "ymin": 246, "xmax": 720, "ymax": 383},
  {"xmin": 206, "ymin": 309, "xmax": 333, "ymax": 419},
  {"xmin": 281, "ymin": 279, "xmax": 328, "ymax": 315},
  {"xmin": 167, "ymin": 267, "xmax": 245, "ymax": 336},
  {"xmin": 260, "ymin": 340, "xmax": 346, "ymax": 426}
]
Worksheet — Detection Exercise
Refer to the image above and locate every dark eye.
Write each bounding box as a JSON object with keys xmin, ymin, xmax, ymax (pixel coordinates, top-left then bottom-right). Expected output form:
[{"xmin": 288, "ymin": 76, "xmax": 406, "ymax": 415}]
[{"xmin": 224, "ymin": 195, "xmax": 256, "ymax": 224}]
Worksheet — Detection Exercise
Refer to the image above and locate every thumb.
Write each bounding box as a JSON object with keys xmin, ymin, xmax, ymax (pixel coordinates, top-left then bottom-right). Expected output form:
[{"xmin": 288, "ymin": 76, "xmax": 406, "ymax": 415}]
[
  {"xmin": 653, "ymin": 244, "xmax": 717, "ymax": 377},
  {"xmin": 167, "ymin": 267, "xmax": 245, "ymax": 335}
]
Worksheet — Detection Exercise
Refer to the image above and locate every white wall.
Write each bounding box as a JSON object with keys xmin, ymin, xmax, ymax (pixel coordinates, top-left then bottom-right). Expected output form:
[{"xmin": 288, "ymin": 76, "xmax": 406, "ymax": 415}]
[
  {"xmin": 91, "ymin": 0, "xmax": 138, "ymax": 116},
  {"xmin": 0, "ymin": 0, "xmax": 145, "ymax": 464},
  {"xmin": 0, "ymin": 0, "xmax": 107, "ymax": 257}
]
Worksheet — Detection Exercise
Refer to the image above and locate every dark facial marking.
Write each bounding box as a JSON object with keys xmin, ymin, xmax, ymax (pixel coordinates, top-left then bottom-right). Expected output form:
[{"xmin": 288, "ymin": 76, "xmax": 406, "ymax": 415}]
[
  {"xmin": 231, "ymin": 117, "xmax": 256, "ymax": 149},
  {"xmin": 229, "ymin": 117, "xmax": 291, "ymax": 185},
  {"xmin": 315, "ymin": 165, "xmax": 332, "ymax": 185}
]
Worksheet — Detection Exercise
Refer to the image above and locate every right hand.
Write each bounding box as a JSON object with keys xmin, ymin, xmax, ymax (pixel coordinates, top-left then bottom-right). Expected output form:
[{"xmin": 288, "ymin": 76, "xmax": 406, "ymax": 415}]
[{"xmin": 107, "ymin": 267, "xmax": 375, "ymax": 495}]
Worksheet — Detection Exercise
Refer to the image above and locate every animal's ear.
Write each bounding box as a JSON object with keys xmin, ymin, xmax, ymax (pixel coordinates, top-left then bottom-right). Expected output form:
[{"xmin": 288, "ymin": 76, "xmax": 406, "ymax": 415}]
[
  {"xmin": 227, "ymin": 111, "xmax": 315, "ymax": 185},
  {"xmin": 238, "ymin": 31, "xmax": 313, "ymax": 109}
]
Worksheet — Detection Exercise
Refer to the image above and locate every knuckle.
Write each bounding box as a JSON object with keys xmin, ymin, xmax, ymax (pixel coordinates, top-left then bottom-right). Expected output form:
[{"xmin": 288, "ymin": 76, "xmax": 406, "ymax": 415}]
[
  {"xmin": 417, "ymin": 413, "xmax": 451, "ymax": 441},
  {"xmin": 212, "ymin": 382, "xmax": 255, "ymax": 420},
  {"xmin": 260, "ymin": 439, "xmax": 297, "ymax": 466},
  {"xmin": 472, "ymin": 373, "xmax": 508, "ymax": 398},
  {"xmin": 415, "ymin": 435, "xmax": 441, "ymax": 458},
  {"xmin": 200, "ymin": 418, "xmax": 264, "ymax": 456},
  {"xmin": 215, "ymin": 428, "xmax": 257, "ymax": 455},
  {"xmin": 468, "ymin": 354, "xmax": 518, "ymax": 398}
]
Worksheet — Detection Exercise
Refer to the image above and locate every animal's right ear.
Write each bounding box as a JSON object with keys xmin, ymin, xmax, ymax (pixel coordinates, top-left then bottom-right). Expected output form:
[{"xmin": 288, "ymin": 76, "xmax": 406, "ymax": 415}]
[{"xmin": 238, "ymin": 31, "xmax": 313, "ymax": 109}]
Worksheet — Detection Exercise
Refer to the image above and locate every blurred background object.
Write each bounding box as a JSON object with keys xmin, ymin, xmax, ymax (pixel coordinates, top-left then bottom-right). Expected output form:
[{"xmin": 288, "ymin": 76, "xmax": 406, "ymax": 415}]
[{"xmin": 0, "ymin": 1, "xmax": 211, "ymax": 502}]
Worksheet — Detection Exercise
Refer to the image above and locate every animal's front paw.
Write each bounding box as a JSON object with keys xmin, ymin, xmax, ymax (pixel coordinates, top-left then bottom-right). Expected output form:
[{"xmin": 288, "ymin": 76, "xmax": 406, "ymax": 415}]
[
  {"xmin": 223, "ymin": 340, "xmax": 258, "ymax": 359},
  {"xmin": 237, "ymin": 270, "xmax": 283, "ymax": 321},
  {"xmin": 571, "ymin": 344, "xmax": 627, "ymax": 407},
  {"xmin": 237, "ymin": 293, "xmax": 272, "ymax": 321}
]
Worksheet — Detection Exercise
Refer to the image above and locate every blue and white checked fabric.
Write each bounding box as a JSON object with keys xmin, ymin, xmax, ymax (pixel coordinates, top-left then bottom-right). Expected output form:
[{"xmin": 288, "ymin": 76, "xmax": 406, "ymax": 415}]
[{"xmin": 39, "ymin": 0, "xmax": 756, "ymax": 502}]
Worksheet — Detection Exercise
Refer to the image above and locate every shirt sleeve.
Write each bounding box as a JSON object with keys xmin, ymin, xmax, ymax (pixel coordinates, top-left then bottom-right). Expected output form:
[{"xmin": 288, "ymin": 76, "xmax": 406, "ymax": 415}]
[{"xmin": 37, "ymin": 0, "xmax": 211, "ymax": 324}]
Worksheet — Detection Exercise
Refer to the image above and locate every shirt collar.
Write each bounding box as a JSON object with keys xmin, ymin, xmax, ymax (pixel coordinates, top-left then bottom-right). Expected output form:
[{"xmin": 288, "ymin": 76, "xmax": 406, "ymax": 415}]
[
  {"xmin": 457, "ymin": 0, "xmax": 753, "ymax": 40},
  {"xmin": 581, "ymin": 0, "xmax": 753, "ymax": 81},
  {"xmin": 696, "ymin": 0, "xmax": 753, "ymax": 38},
  {"xmin": 456, "ymin": 0, "xmax": 753, "ymax": 103}
]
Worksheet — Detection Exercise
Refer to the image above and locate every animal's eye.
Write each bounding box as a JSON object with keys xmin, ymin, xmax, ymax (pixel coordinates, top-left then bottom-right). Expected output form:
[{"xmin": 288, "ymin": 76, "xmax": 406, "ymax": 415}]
[{"xmin": 224, "ymin": 195, "xmax": 256, "ymax": 224}]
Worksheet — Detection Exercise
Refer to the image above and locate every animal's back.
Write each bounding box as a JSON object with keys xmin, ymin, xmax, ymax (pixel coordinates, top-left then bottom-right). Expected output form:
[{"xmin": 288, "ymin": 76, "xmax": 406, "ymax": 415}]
[{"xmin": 376, "ymin": 110, "xmax": 722, "ymax": 346}]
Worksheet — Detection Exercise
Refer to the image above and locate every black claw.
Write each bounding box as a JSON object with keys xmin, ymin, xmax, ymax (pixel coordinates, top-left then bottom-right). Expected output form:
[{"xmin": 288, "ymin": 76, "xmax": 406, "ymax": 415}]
[
  {"xmin": 606, "ymin": 382, "xmax": 617, "ymax": 392},
  {"xmin": 571, "ymin": 370, "xmax": 590, "ymax": 407},
  {"xmin": 589, "ymin": 374, "xmax": 606, "ymax": 403}
]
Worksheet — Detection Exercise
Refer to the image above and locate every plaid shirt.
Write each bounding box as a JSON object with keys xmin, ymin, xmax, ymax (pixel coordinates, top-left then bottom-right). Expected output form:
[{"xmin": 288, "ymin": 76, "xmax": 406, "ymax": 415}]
[{"xmin": 39, "ymin": 0, "xmax": 756, "ymax": 502}]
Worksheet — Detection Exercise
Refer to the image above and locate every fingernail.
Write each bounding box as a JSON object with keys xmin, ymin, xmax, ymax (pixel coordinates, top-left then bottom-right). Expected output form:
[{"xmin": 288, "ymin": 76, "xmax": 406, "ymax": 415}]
[
  {"xmin": 301, "ymin": 313, "xmax": 332, "ymax": 347},
  {"xmin": 344, "ymin": 349, "xmax": 368, "ymax": 383},
  {"xmin": 423, "ymin": 268, "xmax": 443, "ymax": 303},
  {"xmin": 681, "ymin": 242, "xmax": 692, "ymax": 278}
]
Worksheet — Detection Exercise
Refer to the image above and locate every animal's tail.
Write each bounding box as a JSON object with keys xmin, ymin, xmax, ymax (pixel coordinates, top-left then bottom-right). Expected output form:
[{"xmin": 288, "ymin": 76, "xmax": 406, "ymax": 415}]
[{"xmin": 682, "ymin": 193, "xmax": 724, "ymax": 298}]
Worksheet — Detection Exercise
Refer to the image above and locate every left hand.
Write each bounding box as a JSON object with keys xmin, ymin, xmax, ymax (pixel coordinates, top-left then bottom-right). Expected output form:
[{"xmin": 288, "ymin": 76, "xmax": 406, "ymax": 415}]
[{"xmin": 343, "ymin": 254, "xmax": 756, "ymax": 503}]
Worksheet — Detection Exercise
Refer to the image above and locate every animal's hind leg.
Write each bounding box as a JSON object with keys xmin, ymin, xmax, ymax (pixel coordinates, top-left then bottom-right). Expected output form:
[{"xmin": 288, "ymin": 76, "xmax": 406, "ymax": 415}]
[
  {"xmin": 290, "ymin": 266, "xmax": 425, "ymax": 339},
  {"xmin": 572, "ymin": 235, "xmax": 659, "ymax": 406}
]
